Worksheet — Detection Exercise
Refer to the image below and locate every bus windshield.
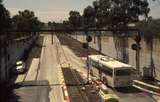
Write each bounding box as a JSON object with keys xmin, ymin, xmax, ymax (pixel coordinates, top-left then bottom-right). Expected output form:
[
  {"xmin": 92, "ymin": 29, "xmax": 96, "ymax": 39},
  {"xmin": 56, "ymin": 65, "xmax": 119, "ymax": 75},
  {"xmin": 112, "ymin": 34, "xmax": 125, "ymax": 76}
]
[{"xmin": 115, "ymin": 69, "xmax": 131, "ymax": 76}]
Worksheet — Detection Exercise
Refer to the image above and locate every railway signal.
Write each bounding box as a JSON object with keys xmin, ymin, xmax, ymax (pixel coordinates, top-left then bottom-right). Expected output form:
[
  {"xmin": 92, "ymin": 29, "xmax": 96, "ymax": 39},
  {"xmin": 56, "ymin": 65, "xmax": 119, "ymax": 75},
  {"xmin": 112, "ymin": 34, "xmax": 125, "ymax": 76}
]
[
  {"xmin": 82, "ymin": 43, "xmax": 89, "ymax": 49},
  {"xmin": 131, "ymin": 43, "xmax": 141, "ymax": 51},
  {"xmin": 86, "ymin": 35, "xmax": 92, "ymax": 42},
  {"xmin": 134, "ymin": 34, "xmax": 141, "ymax": 43},
  {"xmin": 132, "ymin": 32, "xmax": 141, "ymax": 75}
]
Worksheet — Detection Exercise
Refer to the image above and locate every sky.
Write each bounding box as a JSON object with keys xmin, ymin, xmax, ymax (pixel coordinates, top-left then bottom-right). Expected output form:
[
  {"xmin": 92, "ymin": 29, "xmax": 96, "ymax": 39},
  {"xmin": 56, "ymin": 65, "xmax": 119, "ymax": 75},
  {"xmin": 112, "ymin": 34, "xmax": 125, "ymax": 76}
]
[{"xmin": 3, "ymin": 0, "xmax": 160, "ymax": 23}]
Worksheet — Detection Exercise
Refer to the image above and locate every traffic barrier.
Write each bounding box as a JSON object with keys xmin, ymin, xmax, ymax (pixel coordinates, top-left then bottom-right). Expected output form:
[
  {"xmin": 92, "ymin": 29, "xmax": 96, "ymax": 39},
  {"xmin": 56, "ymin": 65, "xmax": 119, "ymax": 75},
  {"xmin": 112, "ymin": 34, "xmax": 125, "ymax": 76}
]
[
  {"xmin": 132, "ymin": 80, "xmax": 160, "ymax": 96},
  {"xmin": 63, "ymin": 85, "xmax": 70, "ymax": 102},
  {"xmin": 58, "ymin": 65, "xmax": 70, "ymax": 102}
]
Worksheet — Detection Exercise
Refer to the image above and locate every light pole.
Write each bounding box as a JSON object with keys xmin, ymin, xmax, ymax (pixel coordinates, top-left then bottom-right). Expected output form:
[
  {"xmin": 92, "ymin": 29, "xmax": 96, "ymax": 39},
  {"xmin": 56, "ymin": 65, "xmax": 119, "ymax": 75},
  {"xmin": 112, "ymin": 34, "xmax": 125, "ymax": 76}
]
[
  {"xmin": 131, "ymin": 31, "xmax": 141, "ymax": 75},
  {"xmin": 51, "ymin": 24, "xmax": 54, "ymax": 45},
  {"xmin": 82, "ymin": 30, "xmax": 92, "ymax": 83}
]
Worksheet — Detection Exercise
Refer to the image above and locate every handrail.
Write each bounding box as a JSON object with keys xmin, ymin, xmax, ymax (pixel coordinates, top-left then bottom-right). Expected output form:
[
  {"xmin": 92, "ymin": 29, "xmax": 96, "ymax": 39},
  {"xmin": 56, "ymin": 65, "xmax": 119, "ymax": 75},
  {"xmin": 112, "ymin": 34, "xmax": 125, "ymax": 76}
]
[
  {"xmin": 6, "ymin": 28, "xmax": 140, "ymax": 33},
  {"xmin": 132, "ymin": 80, "xmax": 160, "ymax": 96}
]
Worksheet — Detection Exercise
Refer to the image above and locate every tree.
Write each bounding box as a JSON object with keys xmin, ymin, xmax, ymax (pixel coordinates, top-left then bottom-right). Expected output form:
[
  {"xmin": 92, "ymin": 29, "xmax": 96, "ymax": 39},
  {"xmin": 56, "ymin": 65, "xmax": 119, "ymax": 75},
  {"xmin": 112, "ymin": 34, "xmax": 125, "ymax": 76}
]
[
  {"xmin": 137, "ymin": 17, "xmax": 160, "ymax": 38},
  {"xmin": 96, "ymin": 0, "xmax": 150, "ymax": 63},
  {"xmin": 48, "ymin": 21, "xmax": 56, "ymax": 29},
  {"xmin": 83, "ymin": 6, "xmax": 95, "ymax": 29},
  {"xmin": 12, "ymin": 10, "xmax": 42, "ymax": 30},
  {"xmin": 68, "ymin": 11, "xmax": 82, "ymax": 28},
  {"xmin": 0, "ymin": 0, "xmax": 12, "ymax": 93},
  {"xmin": 63, "ymin": 20, "xmax": 70, "ymax": 29},
  {"xmin": 68, "ymin": 11, "xmax": 82, "ymax": 39},
  {"xmin": 98, "ymin": 0, "xmax": 150, "ymax": 28},
  {"xmin": 0, "ymin": 0, "xmax": 11, "ymax": 32},
  {"xmin": 92, "ymin": 1, "xmax": 104, "ymax": 53}
]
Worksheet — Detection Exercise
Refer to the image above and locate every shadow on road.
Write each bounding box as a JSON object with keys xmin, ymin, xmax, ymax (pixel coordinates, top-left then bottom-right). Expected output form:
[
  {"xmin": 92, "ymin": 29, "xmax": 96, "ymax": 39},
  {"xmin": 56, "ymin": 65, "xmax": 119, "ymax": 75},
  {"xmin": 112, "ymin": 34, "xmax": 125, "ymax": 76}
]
[
  {"xmin": 1, "ymin": 36, "xmax": 45, "ymax": 102},
  {"xmin": 115, "ymin": 86, "xmax": 142, "ymax": 93},
  {"xmin": 57, "ymin": 34, "xmax": 100, "ymax": 57},
  {"xmin": 6, "ymin": 80, "xmax": 51, "ymax": 102}
]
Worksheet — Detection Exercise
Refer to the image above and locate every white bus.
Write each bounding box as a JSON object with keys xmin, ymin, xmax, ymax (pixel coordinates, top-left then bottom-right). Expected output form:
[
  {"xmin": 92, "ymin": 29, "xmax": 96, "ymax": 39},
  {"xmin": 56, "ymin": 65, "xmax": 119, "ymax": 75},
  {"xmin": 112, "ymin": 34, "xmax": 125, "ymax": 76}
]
[{"xmin": 89, "ymin": 55, "xmax": 136, "ymax": 88}]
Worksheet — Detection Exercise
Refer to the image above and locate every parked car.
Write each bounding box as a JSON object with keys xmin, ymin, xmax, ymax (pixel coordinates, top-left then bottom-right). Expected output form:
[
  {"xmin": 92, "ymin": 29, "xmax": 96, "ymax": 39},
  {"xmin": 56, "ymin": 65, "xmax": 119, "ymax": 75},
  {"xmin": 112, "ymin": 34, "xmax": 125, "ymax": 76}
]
[
  {"xmin": 13, "ymin": 61, "xmax": 26, "ymax": 74},
  {"xmin": 99, "ymin": 84, "xmax": 119, "ymax": 102}
]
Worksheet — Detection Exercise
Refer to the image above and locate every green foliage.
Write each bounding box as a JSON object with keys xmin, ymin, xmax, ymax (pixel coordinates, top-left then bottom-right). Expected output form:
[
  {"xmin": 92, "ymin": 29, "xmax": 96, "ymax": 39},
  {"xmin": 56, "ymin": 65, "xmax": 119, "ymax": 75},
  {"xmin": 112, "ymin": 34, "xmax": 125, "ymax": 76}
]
[
  {"xmin": 12, "ymin": 10, "xmax": 42, "ymax": 30},
  {"xmin": 83, "ymin": 6, "xmax": 96, "ymax": 28},
  {"xmin": 63, "ymin": 20, "xmax": 70, "ymax": 29},
  {"xmin": 97, "ymin": 0, "xmax": 150, "ymax": 28},
  {"xmin": 68, "ymin": 11, "xmax": 82, "ymax": 28},
  {"xmin": 80, "ymin": 0, "xmax": 150, "ymax": 29},
  {"xmin": 48, "ymin": 21, "xmax": 56, "ymax": 29},
  {"xmin": 136, "ymin": 17, "xmax": 160, "ymax": 38},
  {"xmin": 0, "ymin": 0, "xmax": 11, "ymax": 32}
]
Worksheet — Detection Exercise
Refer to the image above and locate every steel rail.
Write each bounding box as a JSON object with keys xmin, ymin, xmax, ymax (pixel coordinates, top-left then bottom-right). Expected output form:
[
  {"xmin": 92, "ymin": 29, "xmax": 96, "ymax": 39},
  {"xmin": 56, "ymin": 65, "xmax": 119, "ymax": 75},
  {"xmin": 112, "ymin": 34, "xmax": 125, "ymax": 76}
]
[{"xmin": 55, "ymin": 34, "xmax": 89, "ymax": 102}]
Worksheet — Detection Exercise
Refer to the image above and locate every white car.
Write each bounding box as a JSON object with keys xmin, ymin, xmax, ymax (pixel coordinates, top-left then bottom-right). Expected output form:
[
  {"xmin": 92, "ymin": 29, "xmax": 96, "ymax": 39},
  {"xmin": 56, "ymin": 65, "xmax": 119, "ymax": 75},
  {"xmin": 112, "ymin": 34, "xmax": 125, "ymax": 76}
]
[{"xmin": 14, "ymin": 61, "xmax": 26, "ymax": 74}]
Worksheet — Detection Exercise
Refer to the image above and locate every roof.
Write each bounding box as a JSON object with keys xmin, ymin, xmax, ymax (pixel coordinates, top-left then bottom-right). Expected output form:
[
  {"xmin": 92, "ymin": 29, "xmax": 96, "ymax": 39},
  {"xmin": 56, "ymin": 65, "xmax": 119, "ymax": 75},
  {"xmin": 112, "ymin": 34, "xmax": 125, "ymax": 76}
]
[{"xmin": 89, "ymin": 55, "xmax": 132, "ymax": 69}]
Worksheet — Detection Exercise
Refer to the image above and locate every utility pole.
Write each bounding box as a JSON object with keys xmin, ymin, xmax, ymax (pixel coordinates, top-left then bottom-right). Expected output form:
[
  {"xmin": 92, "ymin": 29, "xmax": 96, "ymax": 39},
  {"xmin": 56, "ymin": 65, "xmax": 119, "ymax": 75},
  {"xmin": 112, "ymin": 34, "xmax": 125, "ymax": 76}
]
[
  {"xmin": 98, "ymin": 32, "xmax": 102, "ymax": 54},
  {"xmin": 136, "ymin": 42, "xmax": 140, "ymax": 74},
  {"xmin": 131, "ymin": 31, "xmax": 141, "ymax": 75},
  {"xmin": 51, "ymin": 24, "xmax": 53, "ymax": 45},
  {"xmin": 4, "ymin": 32, "xmax": 8, "ymax": 80},
  {"xmin": 82, "ymin": 30, "xmax": 92, "ymax": 83},
  {"xmin": 52, "ymin": 31, "xmax": 53, "ymax": 44},
  {"xmin": 86, "ymin": 31, "xmax": 90, "ymax": 83}
]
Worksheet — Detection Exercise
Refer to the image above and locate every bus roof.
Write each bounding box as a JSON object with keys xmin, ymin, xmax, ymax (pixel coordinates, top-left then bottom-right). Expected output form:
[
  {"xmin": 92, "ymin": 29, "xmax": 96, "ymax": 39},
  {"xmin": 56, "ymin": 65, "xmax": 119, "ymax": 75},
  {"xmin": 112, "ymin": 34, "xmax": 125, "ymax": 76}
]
[{"xmin": 89, "ymin": 55, "xmax": 133, "ymax": 69}]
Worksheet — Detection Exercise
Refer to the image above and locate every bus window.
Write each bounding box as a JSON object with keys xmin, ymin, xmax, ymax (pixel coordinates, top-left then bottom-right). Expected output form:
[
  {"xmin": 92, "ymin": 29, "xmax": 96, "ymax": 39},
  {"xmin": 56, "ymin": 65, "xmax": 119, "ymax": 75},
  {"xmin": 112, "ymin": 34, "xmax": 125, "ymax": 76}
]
[
  {"xmin": 102, "ymin": 65, "xmax": 113, "ymax": 76},
  {"xmin": 115, "ymin": 69, "xmax": 131, "ymax": 76},
  {"xmin": 91, "ymin": 60, "xmax": 99, "ymax": 68}
]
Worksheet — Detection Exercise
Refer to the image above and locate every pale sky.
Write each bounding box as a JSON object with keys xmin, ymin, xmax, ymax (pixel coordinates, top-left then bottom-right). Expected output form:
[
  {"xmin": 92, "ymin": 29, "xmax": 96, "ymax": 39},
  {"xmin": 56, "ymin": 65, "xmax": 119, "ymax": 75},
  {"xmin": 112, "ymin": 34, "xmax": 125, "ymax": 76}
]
[{"xmin": 3, "ymin": 0, "xmax": 160, "ymax": 23}]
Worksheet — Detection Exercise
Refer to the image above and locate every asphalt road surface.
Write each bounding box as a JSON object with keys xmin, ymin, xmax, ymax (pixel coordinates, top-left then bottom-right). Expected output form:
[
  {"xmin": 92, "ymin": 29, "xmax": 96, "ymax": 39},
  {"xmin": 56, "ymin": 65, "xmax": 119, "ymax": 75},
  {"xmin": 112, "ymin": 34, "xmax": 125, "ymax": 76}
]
[
  {"xmin": 10, "ymin": 34, "xmax": 65, "ymax": 102},
  {"xmin": 8, "ymin": 33, "xmax": 158, "ymax": 102},
  {"xmin": 57, "ymin": 34, "xmax": 157, "ymax": 102},
  {"xmin": 37, "ymin": 34, "xmax": 64, "ymax": 102},
  {"xmin": 7, "ymin": 81, "xmax": 50, "ymax": 102}
]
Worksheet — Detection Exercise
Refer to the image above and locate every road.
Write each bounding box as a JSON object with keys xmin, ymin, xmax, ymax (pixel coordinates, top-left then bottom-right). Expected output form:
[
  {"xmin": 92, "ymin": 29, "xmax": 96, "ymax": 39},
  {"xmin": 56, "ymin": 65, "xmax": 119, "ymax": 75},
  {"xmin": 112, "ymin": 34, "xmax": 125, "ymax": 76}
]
[
  {"xmin": 8, "ymin": 33, "xmax": 158, "ymax": 102},
  {"xmin": 37, "ymin": 34, "xmax": 64, "ymax": 102},
  {"xmin": 57, "ymin": 34, "xmax": 157, "ymax": 102},
  {"xmin": 12, "ymin": 34, "xmax": 65, "ymax": 102}
]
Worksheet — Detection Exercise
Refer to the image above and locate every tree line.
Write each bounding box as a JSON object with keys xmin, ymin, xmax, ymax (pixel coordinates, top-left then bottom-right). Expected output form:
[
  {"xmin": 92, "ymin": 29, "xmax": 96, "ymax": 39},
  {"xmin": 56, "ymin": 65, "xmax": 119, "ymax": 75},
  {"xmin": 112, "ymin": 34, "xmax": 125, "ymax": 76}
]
[
  {"xmin": 0, "ymin": 0, "xmax": 43, "ymax": 34},
  {"xmin": 136, "ymin": 17, "xmax": 160, "ymax": 38},
  {"xmin": 60, "ymin": 0, "xmax": 160, "ymax": 37},
  {"xmin": 65, "ymin": 0, "xmax": 149, "ymax": 29}
]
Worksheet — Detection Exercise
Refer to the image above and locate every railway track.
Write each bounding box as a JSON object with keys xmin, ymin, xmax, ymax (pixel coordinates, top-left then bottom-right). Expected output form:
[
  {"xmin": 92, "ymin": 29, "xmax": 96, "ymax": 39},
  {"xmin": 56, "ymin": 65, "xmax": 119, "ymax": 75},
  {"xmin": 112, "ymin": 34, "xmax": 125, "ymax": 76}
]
[{"xmin": 54, "ymin": 34, "xmax": 89, "ymax": 102}]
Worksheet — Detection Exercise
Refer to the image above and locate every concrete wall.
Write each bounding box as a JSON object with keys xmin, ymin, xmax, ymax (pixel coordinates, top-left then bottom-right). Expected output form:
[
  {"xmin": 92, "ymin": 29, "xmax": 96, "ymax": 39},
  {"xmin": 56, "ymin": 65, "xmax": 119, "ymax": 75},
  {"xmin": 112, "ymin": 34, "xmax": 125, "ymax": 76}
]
[
  {"xmin": 0, "ymin": 33, "xmax": 38, "ymax": 84},
  {"xmin": 70, "ymin": 33, "xmax": 160, "ymax": 80}
]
